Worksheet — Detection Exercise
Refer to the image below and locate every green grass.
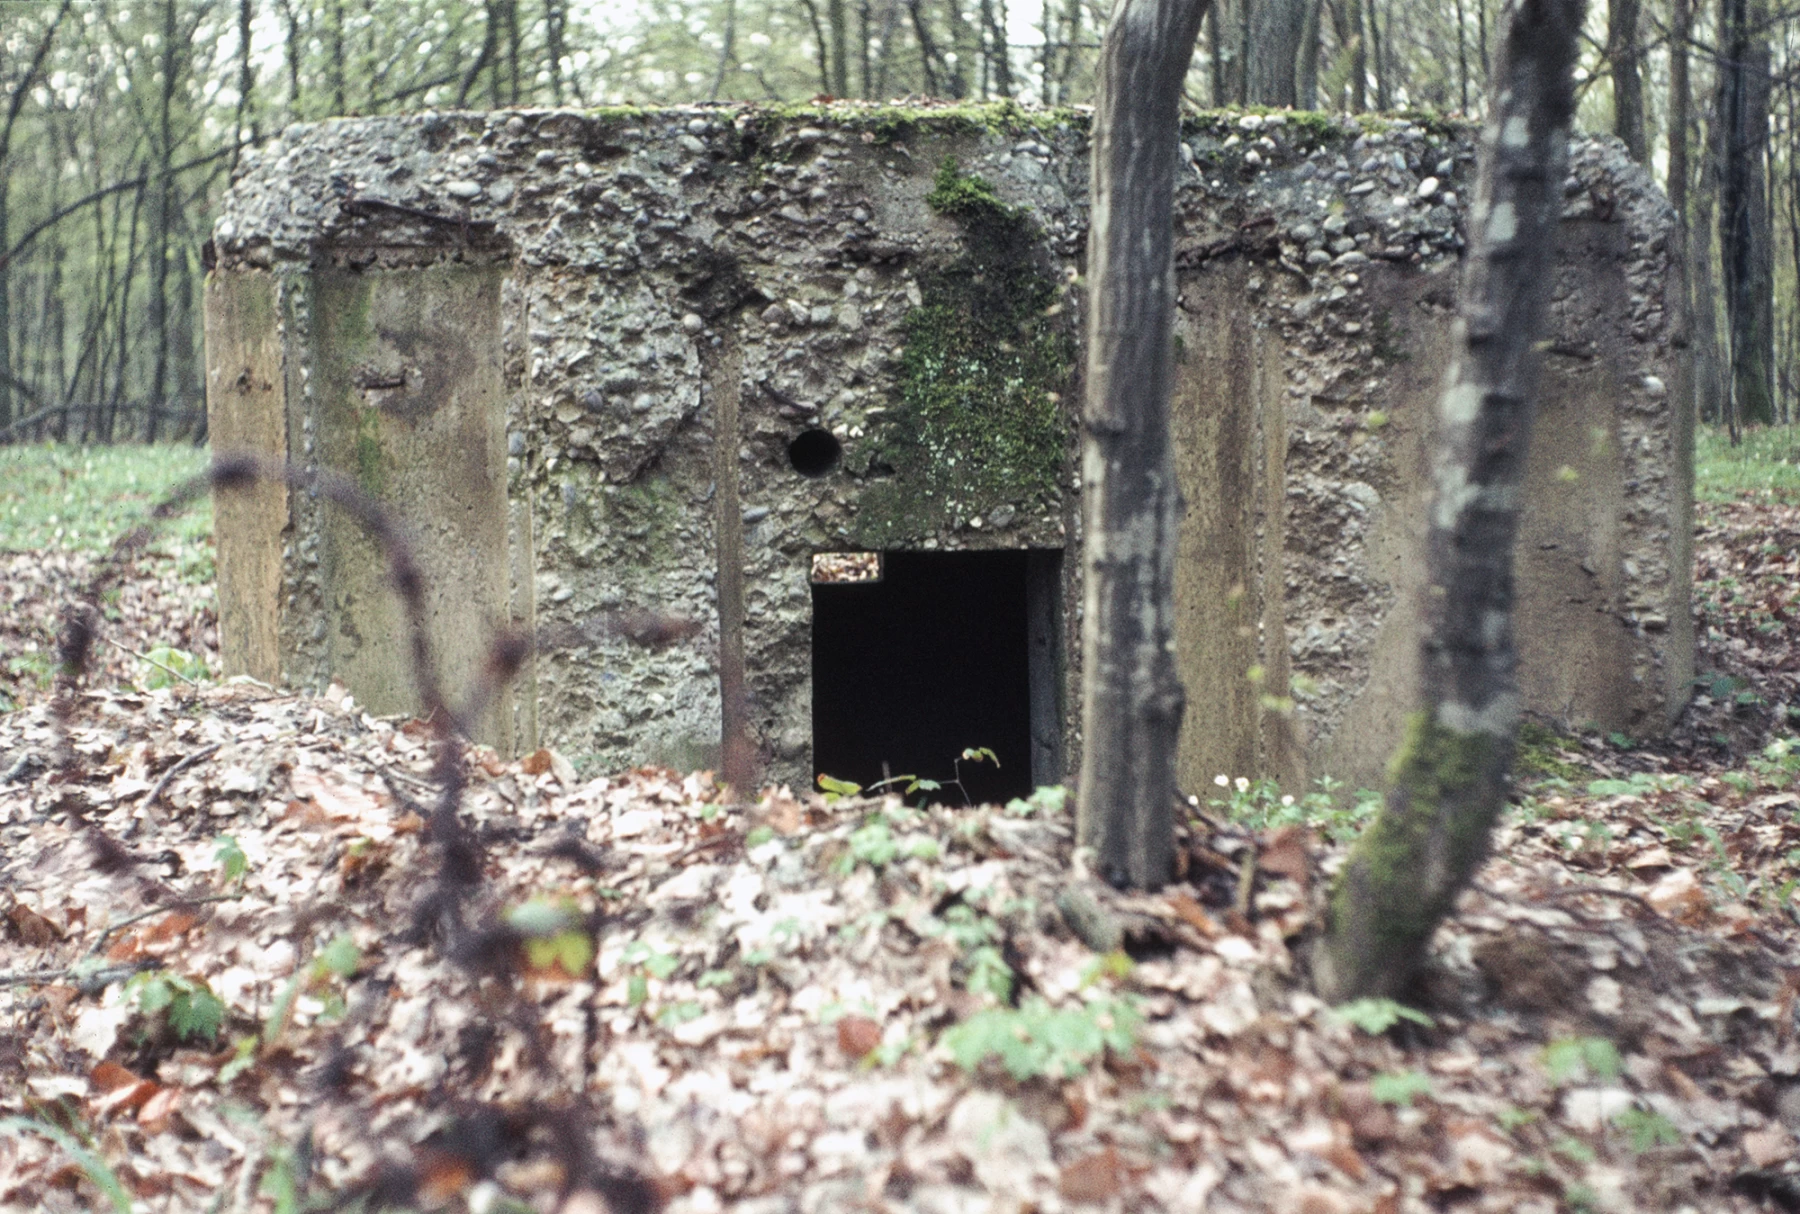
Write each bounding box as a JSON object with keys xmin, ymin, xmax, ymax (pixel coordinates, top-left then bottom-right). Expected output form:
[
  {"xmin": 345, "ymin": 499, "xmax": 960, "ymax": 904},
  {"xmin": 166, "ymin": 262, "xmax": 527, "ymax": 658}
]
[
  {"xmin": 1696, "ymin": 424, "xmax": 1800, "ymax": 502},
  {"xmin": 0, "ymin": 442, "xmax": 212, "ymax": 570}
]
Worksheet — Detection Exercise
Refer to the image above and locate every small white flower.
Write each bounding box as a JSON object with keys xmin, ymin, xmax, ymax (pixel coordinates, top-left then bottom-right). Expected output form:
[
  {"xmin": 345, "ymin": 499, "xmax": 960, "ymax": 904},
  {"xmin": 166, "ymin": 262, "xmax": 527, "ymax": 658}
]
[
  {"xmin": 1214, "ymin": 774, "xmax": 1230, "ymax": 787},
  {"xmin": 1281, "ymin": 795, "xmax": 1295, "ymax": 807},
  {"xmin": 1235, "ymin": 777, "xmax": 1250, "ymax": 793}
]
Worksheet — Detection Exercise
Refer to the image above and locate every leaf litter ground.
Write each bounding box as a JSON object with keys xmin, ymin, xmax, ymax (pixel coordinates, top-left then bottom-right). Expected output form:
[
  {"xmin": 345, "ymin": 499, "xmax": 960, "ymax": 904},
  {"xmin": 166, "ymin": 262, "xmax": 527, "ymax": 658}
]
[{"xmin": 0, "ymin": 498, "xmax": 1797, "ymax": 1214}]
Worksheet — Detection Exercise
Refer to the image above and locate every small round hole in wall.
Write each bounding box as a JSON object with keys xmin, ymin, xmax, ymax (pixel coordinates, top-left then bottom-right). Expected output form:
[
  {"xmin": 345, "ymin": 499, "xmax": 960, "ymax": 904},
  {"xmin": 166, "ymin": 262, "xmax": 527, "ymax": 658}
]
[{"xmin": 788, "ymin": 428, "xmax": 842, "ymax": 477}]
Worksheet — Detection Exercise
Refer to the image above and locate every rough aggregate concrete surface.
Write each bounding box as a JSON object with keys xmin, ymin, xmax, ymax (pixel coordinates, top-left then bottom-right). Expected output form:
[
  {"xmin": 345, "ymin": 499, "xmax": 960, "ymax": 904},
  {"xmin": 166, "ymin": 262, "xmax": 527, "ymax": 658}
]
[{"xmin": 209, "ymin": 103, "xmax": 1690, "ymax": 792}]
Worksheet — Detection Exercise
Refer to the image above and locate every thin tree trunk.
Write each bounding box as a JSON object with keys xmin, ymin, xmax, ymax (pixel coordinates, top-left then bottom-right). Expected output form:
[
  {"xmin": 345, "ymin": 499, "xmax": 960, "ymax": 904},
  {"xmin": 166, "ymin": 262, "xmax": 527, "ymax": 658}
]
[
  {"xmin": 1667, "ymin": 0, "xmax": 1695, "ymax": 430},
  {"xmin": 945, "ymin": 0, "xmax": 974, "ymax": 97},
  {"xmin": 1347, "ymin": 0, "xmax": 1368, "ymax": 110},
  {"xmin": 874, "ymin": 0, "xmax": 903, "ymax": 96},
  {"xmin": 1717, "ymin": 0, "xmax": 1774, "ymax": 425},
  {"xmin": 458, "ymin": 0, "xmax": 502, "ymax": 108},
  {"xmin": 1078, "ymin": 0, "xmax": 1211, "ymax": 891},
  {"xmin": 330, "ymin": 0, "xmax": 348, "ymax": 115},
  {"xmin": 235, "ymin": 0, "xmax": 256, "ymax": 169},
  {"xmin": 1607, "ymin": 0, "xmax": 1645, "ymax": 159},
  {"xmin": 546, "ymin": 0, "xmax": 567, "ymax": 104},
  {"xmin": 1692, "ymin": 123, "xmax": 1728, "ymax": 427},
  {"xmin": 1208, "ymin": 0, "xmax": 1227, "ymax": 104},
  {"xmin": 708, "ymin": 0, "xmax": 738, "ymax": 99},
  {"xmin": 908, "ymin": 0, "xmax": 945, "ymax": 95},
  {"xmin": 1318, "ymin": 0, "xmax": 1585, "ymax": 1001},
  {"xmin": 1455, "ymin": 0, "xmax": 1470, "ymax": 110},
  {"xmin": 859, "ymin": 0, "xmax": 873, "ymax": 97},
  {"xmin": 981, "ymin": 0, "xmax": 1015, "ymax": 97},
  {"xmin": 829, "ymin": 0, "xmax": 851, "ymax": 95},
  {"xmin": 1297, "ymin": 0, "xmax": 1325, "ymax": 108},
  {"xmin": 1368, "ymin": 0, "xmax": 1390, "ymax": 109},
  {"xmin": 1247, "ymin": 0, "xmax": 1307, "ymax": 105},
  {"xmin": 145, "ymin": 0, "xmax": 182, "ymax": 444}
]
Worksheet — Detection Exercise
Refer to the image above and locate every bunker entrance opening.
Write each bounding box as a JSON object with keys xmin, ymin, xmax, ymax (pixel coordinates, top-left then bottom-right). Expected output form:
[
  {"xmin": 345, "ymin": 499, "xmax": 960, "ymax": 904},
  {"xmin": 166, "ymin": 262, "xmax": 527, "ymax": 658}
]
[{"xmin": 810, "ymin": 549, "xmax": 1062, "ymax": 806}]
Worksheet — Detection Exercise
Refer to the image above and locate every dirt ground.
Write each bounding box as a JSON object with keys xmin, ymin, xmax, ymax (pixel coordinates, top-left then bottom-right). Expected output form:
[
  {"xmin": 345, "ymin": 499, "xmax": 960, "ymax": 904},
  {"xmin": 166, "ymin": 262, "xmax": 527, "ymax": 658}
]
[{"xmin": 0, "ymin": 495, "xmax": 1796, "ymax": 1213}]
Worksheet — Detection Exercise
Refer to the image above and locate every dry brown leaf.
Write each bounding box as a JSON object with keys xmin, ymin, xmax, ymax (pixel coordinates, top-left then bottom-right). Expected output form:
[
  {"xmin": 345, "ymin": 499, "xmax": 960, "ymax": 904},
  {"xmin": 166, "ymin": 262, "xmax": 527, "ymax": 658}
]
[
  {"xmin": 1165, "ymin": 891, "xmax": 1222, "ymax": 938},
  {"xmin": 835, "ymin": 1015, "xmax": 882, "ymax": 1059},
  {"xmin": 6, "ymin": 902, "xmax": 64, "ymax": 946},
  {"xmin": 1742, "ymin": 1126, "xmax": 1795, "ymax": 1169},
  {"xmin": 1058, "ymin": 1145, "xmax": 1123, "ymax": 1203},
  {"xmin": 1258, "ymin": 826, "xmax": 1313, "ymax": 886}
]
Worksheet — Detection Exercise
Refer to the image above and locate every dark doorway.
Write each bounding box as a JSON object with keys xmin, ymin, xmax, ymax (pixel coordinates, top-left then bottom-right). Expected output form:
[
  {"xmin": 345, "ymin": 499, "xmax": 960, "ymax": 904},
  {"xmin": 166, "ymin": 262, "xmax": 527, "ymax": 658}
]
[{"xmin": 812, "ymin": 550, "xmax": 1060, "ymax": 806}]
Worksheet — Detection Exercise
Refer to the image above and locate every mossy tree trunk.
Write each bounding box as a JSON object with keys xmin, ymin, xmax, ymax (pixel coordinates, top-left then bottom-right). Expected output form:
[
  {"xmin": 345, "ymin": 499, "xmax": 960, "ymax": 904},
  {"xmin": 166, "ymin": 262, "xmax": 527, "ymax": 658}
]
[
  {"xmin": 1076, "ymin": 0, "xmax": 1210, "ymax": 890},
  {"xmin": 1316, "ymin": 0, "xmax": 1585, "ymax": 1001}
]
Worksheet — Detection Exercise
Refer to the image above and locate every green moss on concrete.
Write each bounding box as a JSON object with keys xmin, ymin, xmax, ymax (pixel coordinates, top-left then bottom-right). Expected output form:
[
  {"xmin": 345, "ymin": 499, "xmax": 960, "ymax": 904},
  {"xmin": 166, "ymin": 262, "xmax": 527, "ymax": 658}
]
[
  {"xmin": 739, "ymin": 100, "xmax": 1086, "ymax": 157},
  {"xmin": 602, "ymin": 474, "xmax": 682, "ymax": 571},
  {"xmin": 353, "ymin": 408, "xmax": 386, "ymax": 499},
  {"xmin": 855, "ymin": 158, "xmax": 1073, "ymax": 547}
]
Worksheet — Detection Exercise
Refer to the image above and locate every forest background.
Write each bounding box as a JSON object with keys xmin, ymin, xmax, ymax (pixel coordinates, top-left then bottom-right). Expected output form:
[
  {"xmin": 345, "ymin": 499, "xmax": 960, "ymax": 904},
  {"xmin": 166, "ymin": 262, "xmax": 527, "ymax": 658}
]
[{"xmin": 0, "ymin": 0, "xmax": 1796, "ymax": 446}]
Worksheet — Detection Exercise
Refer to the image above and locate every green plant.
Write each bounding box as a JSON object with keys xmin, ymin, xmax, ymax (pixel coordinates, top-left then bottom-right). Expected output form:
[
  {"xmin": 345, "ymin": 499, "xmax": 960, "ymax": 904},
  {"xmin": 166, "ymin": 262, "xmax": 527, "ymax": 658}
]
[
  {"xmin": 929, "ymin": 904, "xmax": 1014, "ymax": 1002},
  {"xmin": 941, "ymin": 996, "xmax": 1141, "ymax": 1080},
  {"xmin": 0, "ymin": 1116, "xmax": 131, "ymax": 1213},
  {"xmin": 0, "ymin": 442, "xmax": 212, "ymax": 556},
  {"xmin": 1003, "ymin": 784, "xmax": 1068, "ymax": 816},
  {"xmin": 1207, "ymin": 773, "xmax": 1380, "ymax": 843},
  {"xmin": 1613, "ymin": 1106, "xmax": 1682, "ymax": 1151},
  {"xmin": 1369, "ymin": 1070, "xmax": 1433, "ymax": 1107},
  {"xmin": 1542, "ymin": 1036, "xmax": 1620, "ymax": 1084},
  {"xmin": 125, "ymin": 970, "xmax": 226, "ymax": 1043},
  {"xmin": 506, "ymin": 897, "xmax": 594, "ymax": 976},
  {"xmin": 620, "ymin": 940, "xmax": 680, "ymax": 1008},
  {"xmin": 1496, "ymin": 1106, "xmax": 1538, "ymax": 1133},
  {"xmin": 139, "ymin": 644, "xmax": 209, "ymax": 689},
  {"xmin": 1332, "ymin": 998, "xmax": 1435, "ymax": 1034},
  {"xmin": 263, "ymin": 933, "xmax": 363, "ymax": 1050},
  {"xmin": 214, "ymin": 834, "xmax": 248, "ymax": 885}
]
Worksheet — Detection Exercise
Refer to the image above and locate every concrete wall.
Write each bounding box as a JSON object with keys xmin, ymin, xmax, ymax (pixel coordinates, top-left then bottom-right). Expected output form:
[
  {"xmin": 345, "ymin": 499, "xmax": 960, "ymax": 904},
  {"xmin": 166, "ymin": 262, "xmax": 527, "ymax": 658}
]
[{"xmin": 206, "ymin": 104, "xmax": 1691, "ymax": 794}]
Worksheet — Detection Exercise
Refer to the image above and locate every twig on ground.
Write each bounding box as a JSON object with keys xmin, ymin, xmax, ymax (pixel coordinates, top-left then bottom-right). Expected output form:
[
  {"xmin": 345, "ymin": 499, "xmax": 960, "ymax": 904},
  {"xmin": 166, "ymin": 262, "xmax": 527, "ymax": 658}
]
[
  {"xmin": 100, "ymin": 635, "xmax": 201, "ymax": 687},
  {"xmin": 0, "ymin": 961, "xmax": 156, "ymax": 991},
  {"xmin": 142, "ymin": 742, "xmax": 222, "ymax": 809},
  {"xmin": 85, "ymin": 892, "xmax": 242, "ymax": 958}
]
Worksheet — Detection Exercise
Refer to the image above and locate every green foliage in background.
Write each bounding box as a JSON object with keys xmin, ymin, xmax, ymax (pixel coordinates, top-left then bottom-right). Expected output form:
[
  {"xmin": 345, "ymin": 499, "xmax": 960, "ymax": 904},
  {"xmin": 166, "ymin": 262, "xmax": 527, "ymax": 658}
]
[
  {"xmin": 1696, "ymin": 425, "xmax": 1800, "ymax": 501},
  {"xmin": 0, "ymin": 444, "xmax": 212, "ymax": 572}
]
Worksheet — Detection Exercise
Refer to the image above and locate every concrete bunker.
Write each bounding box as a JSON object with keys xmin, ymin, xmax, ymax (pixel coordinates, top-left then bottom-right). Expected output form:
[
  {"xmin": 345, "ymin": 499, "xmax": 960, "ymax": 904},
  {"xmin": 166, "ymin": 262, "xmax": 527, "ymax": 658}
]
[{"xmin": 206, "ymin": 104, "xmax": 1693, "ymax": 795}]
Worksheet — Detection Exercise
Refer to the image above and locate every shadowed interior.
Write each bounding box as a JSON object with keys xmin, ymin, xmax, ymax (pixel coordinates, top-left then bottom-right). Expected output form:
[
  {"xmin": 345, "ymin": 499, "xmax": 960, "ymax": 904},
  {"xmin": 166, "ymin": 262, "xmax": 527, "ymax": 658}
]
[{"xmin": 811, "ymin": 550, "xmax": 1035, "ymax": 806}]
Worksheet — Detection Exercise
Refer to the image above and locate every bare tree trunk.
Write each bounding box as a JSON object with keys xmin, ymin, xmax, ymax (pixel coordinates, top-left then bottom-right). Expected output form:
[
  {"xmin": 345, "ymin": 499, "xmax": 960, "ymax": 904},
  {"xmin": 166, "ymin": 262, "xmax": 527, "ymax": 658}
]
[
  {"xmin": 1246, "ymin": 0, "xmax": 1307, "ymax": 105},
  {"xmin": 1455, "ymin": 0, "xmax": 1469, "ymax": 110},
  {"xmin": 1692, "ymin": 139, "xmax": 1729, "ymax": 426},
  {"xmin": 907, "ymin": 0, "xmax": 945, "ymax": 95},
  {"xmin": 145, "ymin": 0, "xmax": 182, "ymax": 444},
  {"xmin": 1717, "ymin": 0, "xmax": 1774, "ymax": 425},
  {"xmin": 858, "ymin": 0, "xmax": 873, "ymax": 97},
  {"xmin": 1078, "ymin": 0, "xmax": 1210, "ymax": 891},
  {"xmin": 1297, "ymin": 0, "xmax": 1324, "ymax": 108},
  {"xmin": 829, "ymin": 0, "xmax": 851, "ymax": 95},
  {"xmin": 980, "ymin": 0, "xmax": 1015, "ymax": 97},
  {"xmin": 1367, "ymin": 0, "xmax": 1390, "ymax": 110},
  {"xmin": 546, "ymin": 0, "xmax": 567, "ymax": 103},
  {"xmin": 1207, "ymin": 0, "xmax": 1229, "ymax": 104},
  {"xmin": 1345, "ymin": 0, "xmax": 1368, "ymax": 110},
  {"xmin": 708, "ymin": 0, "xmax": 738, "ymax": 99},
  {"xmin": 1607, "ymin": 0, "xmax": 1645, "ymax": 159},
  {"xmin": 875, "ymin": 0, "xmax": 903, "ymax": 96},
  {"xmin": 945, "ymin": 0, "xmax": 974, "ymax": 97},
  {"xmin": 1317, "ymin": 0, "xmax": 1585, "ymax": 1001}
]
